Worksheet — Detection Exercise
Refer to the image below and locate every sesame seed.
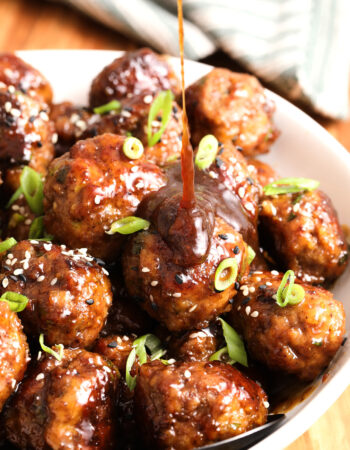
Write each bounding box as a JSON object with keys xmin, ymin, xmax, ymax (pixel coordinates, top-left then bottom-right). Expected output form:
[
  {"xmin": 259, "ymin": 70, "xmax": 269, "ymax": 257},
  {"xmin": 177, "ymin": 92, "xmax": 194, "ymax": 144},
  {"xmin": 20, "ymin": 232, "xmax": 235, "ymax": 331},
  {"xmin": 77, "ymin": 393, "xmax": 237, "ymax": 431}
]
[
  {"xmin": 167, "ymin": 359, "xmax": 176, "ymax": 364},
  {"xmin": 13, "ymin": 268, "xmax": 23, "ymax": 276},
  {"xmin": 209, "ymin": 170, "xmax": 218, "ymax": 179},
  {"xmin": 39, "ymin": 111, "xmax": 49, "ymax": 121},
  {"xmin": 242, "ymin": 288, "xmax": 249, "ymax": 297},
  {"xmin": 35, "ymin": 373, "xmax": 45, "ymax": 381},
  {"xmin": 184, "ymin": 370, "xmax": 191, "ymax": 378},
  {"xmin": 94, "ymin": 195, "xmax": 101, "ymax": 205},
  {"xmin": 249, "ymin": 286, "xmax": 255, "ymax": 293},
  {"xmin": 271, "ymin": 270, "xmax": 279, "ymax": 276},
  {"xmin": 37, "ymin": 351, "xmax": 42, "ymax": 360},
  {"xmin": 251, "ymin": 311, "xmax": 259, "ymax": 318},
  {"xmin": 23, "ymin": 261, "xmax": 29, "ymax": 270},
  {"xmin": 10, "ymin": 108, "xmax": 21, "ymax": 117},
  {"xmin": 266, "ymin": 281, "xmax": 272, "ymax": 286},
  {"xmin": 263, "ymin": 401, "xmax": 270, "ymax": 408},
  {"xmin": 43, "ymin": 243, "xmax": 52, "ymax": 252},
  {"xmin": 24, "ymin": 219, "xmax": 32, "ymax": 226},
  {"xmin": 11, "ymin": 379, "xmax": 16, "ymax": 388},
  {"xmin": 76, "ymin": 119, "xmax": 87, "ymax": 131},
  {"xmin": 143, "ymin": 94, "xmax": 153, "ymax": 104},
  {"xmin": 142, "ymin": 267, "xmax": 150, "ymax": 273},
  {"xmin": 189, "ymin": 304, "xmax": 197, "ymax": 312},
  {"xmin": 2, "ymin": 278, "xmax": 9, "ymax": 288},
  {"xmin": 8, "ymin": 85, "xmax": 15, "ymax": 94},
  {"xmin": 173, "ymin": 292, "xmax": 181, "ymax": 298},
  {"xmin": 30, "ymin": 240, "xmax": 39, "ymax": 244},
  {"xmin": 150, "ymin": 280, "xmax": 158, "ymax": 286},
  {"xmin": 102, "ymin": 267, "xmax": 109, "ymax": 276},
  {"xmin": 150, "ymin": 294, "xmax": 154, "ymax": 301},
  {"xmin": 52, "ymin": 133, "xmax": 58, "ymax": 144},
  {"xmin": 238, "ymin": 187, "xmax": 245, "ymax": 198},
  {"xmin": 37, "ymin": 275, "xmax": 45, "ymax": 282},
  {"xmin": 237, "ymin": 306, "xmax": 241, "ymax": 311},
  {"xmin": 245, "ymin": 306, "xmax": 251, "ymax": 315},
  {"xmin": 8, "ymin": 254, "xmax": 14, "ymax": 260},
  {"xmin": 10, "ymin": 258, "xmax": 17, "ymax": 266},
  {"xmin": 131, "ymin": 166, "xmax": 138, "ymax": 172},
  {"xmin": 4, "ymin": 101, "xmax": 11, "ymax": 112}
]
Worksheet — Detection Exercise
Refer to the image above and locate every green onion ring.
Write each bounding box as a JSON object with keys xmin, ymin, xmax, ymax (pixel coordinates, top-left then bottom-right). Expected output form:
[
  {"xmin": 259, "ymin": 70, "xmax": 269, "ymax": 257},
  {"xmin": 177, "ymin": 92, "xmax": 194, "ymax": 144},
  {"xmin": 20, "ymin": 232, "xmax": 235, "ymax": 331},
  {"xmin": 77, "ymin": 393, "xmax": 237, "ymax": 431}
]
[
  {"xmin": 39, "ymin": 333, "xmax": 64, "ymax": 362},
  {"xmin": 106, "ymin": 216, "xmax": 150, "ymax": 235},
  {"xmin": 263, "ymin": 177, "xmax": 319, "ymax": 196},
  {"xmin": 195, "ymin": 134, "xmax": 219, "ymax": 170},
  {"xmin": 0, "ymin": 291, "xmax": 28, "ymax": 312},
  {"xmin": 275, "ymin": 270, "xmax": 305, "ymax": 307},
  {"xmin": 147, "ymin": 90, "xmax": 174, "ymax": 147},
  {"xmin": 0, "ymin": 237, "xmax": 17, "ymax": 254},
  {"xmin": 123, "ymin": 137, "xmax": 144, "ymax": 160},
  {"xmin": 214, "ymin": 257, "xmax": 238, "ymax": 292},
  {"xmin": 93, "ymin": 100, "xmax": 121, "ymax": 115},
  {"xmin": 216, "ymin": 318, "xmax": 248, "ymax": 367}
]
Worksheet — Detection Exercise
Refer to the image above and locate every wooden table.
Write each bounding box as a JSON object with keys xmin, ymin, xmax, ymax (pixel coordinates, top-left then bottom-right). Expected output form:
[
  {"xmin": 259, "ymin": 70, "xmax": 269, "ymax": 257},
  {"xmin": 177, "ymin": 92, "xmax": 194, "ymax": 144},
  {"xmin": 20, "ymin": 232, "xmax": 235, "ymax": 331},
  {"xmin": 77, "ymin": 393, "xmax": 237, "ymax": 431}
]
[{"xmin": 0, "ymin": 0, "xmax": 349, "ymax": 448}]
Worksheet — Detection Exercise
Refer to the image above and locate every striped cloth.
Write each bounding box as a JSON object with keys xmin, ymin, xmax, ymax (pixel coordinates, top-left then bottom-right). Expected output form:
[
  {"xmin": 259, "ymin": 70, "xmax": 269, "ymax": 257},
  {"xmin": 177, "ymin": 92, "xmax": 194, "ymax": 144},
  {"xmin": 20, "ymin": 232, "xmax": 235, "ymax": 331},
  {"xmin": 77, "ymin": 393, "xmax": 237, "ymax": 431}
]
[{"xmin": 55, "ymin": 0, "xmax": 350, "ymax": 118}]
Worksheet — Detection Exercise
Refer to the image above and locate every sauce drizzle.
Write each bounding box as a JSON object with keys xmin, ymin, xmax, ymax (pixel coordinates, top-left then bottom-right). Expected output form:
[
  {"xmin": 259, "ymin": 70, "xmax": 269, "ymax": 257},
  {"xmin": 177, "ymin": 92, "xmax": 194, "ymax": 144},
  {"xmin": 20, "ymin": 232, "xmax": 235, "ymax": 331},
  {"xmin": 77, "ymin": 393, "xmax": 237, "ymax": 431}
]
[{"xmin": 177, "ymin": 0, "xmax": 195, "ymax": 209}]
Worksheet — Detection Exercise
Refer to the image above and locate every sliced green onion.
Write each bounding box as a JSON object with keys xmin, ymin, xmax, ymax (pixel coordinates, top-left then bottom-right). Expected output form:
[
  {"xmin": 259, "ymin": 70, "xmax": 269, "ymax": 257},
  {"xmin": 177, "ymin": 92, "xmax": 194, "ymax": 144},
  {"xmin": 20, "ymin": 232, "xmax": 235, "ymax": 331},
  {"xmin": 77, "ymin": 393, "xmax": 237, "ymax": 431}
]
[
  {"xmin": 263, "ymin": 177, "xmax": 319, "ymax": 196},
  {"xmin": 106, "ymin": 216, "xmax": 150, "ymax": 235},
  {"xmin": 219, "ymin": 318, "xmax": 248, "ymax": 367},
  {"xmin": 125, "ymin": 333, "xmax": 166, "ymax": 391},
  {"xmin": 39, "ymin": 333, "xmax": 64, "ymax": 362},
  {"xmin": 0, "ymin": 291, "xmax": 28, "ymax": 312},
  {"xmin": 93, "ymin": 100, "xmax": 121, "ymax": 115},
  {"xmin": 147, "ymin": 90, "xmax": 174, "ymax": 147},
  {"xmin": 123, "ymin": 137, "xmax": 144, "ymax": 160},
  {"xmin": 195, "ymin": 134, "xmax": 218, "ymax": 170},
  {"xmin": 0, "ymin": 237, "xmax": 17, "ymax": 254},
  {"xmin": 29, "ymin": 216, "xmax": 44, "ymax": 239},
  {"xmin": 275, "ymin": 270, "xmax": 305, "ymax": 307},
  {"xmin": 209, "ymin": 346, "xmax": 235, "ymax": 364},
  {"xmin": 8, "ymin": 167, "xmax": 44, "ymax": 215},
  {"xmin": 214, "ymin": 258, "xmax": 238, "ymax": 291},
  {"xmin": 247, "ymin": 246, "xmax": 256, "ymax": 265}
]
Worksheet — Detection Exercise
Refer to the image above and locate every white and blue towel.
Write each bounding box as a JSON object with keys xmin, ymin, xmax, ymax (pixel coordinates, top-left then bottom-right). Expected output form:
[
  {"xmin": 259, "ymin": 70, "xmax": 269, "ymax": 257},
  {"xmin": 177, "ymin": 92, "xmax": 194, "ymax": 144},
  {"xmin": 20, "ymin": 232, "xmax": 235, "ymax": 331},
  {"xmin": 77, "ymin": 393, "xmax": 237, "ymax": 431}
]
[{"xmin": 54, "ymin": 0, "xmax": 350, "ymax": 118}]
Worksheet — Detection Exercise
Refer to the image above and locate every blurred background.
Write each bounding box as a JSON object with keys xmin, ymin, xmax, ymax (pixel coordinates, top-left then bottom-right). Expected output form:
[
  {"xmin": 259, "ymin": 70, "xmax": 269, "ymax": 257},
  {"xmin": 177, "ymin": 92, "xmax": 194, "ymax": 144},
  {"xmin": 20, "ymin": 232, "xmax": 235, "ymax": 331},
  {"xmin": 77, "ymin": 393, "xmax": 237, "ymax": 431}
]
[{"xmin": 0, "ymin": 0, "xmax": 349, "ymax": 448}]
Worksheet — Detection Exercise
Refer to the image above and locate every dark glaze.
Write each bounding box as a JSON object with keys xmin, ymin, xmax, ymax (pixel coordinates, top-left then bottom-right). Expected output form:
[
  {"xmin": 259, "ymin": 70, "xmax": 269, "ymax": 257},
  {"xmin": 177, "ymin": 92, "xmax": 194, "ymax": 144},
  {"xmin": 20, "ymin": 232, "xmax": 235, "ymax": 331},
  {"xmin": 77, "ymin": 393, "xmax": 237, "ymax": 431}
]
[{"xmin": 138, "ymin": 163, "xmax": 256, "ymax": 266}]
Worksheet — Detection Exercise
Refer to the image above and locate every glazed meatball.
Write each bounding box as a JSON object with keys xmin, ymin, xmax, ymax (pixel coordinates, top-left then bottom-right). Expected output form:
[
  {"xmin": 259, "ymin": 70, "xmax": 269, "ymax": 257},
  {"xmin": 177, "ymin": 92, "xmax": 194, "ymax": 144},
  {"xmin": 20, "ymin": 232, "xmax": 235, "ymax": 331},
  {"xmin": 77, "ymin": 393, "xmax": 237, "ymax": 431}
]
[
  {"xmin": 228, "ymin": 271, "xmax": 346, "ymax": 381},
  {"xmin": 4, "ymin": 348, "xmax": 119, "ymax": 450},
  {"xmin": 186, "ymin": 68, "xmax": 278, "ymax": 156},
  {"xmin": 0, "ymin": 87, "xmax": 55, "ymax": 188},
  {"xmin": 0, "ymin": 240, "xmax": 112, "ymax": 347},
  {"xmin": 123, "ymin": 217, "xmax": 249, "ymax": 332},
  {"xmin": 1, "ymin": 197, "xmax": 35, "ymax": 241},
  {"xmin": 167, "ymin": 323, "xmax": 223, "ymax": 362},
  {"xmin": 89, "ymin": 48, "xmax": 180, "ymax": 107},
  {"xmin": 0, "ymin": 301, "xmax": 29, "ymax": 412},
  {"xmin": 134, "ymin": 360, "xmax": 268, "ymax": 449},
  {"xmin": 196, "ymin": 141, "xmax": 260, "ymax": 226},
  {"xmin": 93, "ymin": 334, "xmax": 133, "ymax": 372},
  {"xmin": 0, "ymin": 53, "xmax": 53, "ymax": 103},
  {"xmin": 49, "ymin": 101, "xmax": 94, "ymax": 155},
  {"xmin": 259, "ymin": 190, "xmax": 348, "ymax": 285},
  {"xmin": 247, "ymin": 157, "xmax": 277, "ymax": 188},
  {"xmin": 44, "ymin": 133, "xmax": 166, "ymax": 260}
]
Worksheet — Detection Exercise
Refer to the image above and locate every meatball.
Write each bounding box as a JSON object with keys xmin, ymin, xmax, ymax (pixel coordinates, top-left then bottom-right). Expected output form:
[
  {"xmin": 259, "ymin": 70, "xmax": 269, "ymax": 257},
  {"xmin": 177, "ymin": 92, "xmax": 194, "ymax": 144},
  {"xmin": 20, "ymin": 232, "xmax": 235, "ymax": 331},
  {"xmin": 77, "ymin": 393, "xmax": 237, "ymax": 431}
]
[
  {"xmin": 93, "ymin": 334, "xmax": 133, "ymax": 372},
  {"xmin": 1, "ymin": 197, "xmax": 35, "ymax": 241},
  {"xmin": 259, "ymin": 190, "xmax": 348, "ymax": 285},
  {"xmin": 196, "ymin": 141, "xmax": 260, "ymax": 225},
  {"xmin": 0, "ymin": 87, "xmax": 55, "ymax": 188},
  {"xmin": 4, "ymin": 348, "xmax": 119, "ymax": 450},
  {"xmin": 228, "ymin": 271, "xmax": 346, "ymax": 381},
  {"xmin": 44, "ymin": 133, "xmax": 166, "ymax": 260},
  {"xmin": 0, "ymin": 240, "xmax": 112, "ymax": 347},
  {"xmin": 0, "ymin": 301, "xmax": 29, "ymax": 412},
  {"xmin": 123, "ymin": 217, "xmax": 249, "ymax": 332},
  {"xmin": 0, "ymin": 53, "xmax": 53, "ymax": 103},
  {"xmin": 167, "ymin": 323, "xmax": 223, "ymax": 362},
  {"xmin": 49, "ymin": 101, "xmax": 94, "ymax": 155},
  {"xmin": 89, "ymin": 48, "xmax": 180, "ymax": 107},
  {"xmin": 246, "ymin": 157, "xmax": 277, "ymax": 188},
  {"xmin": 134, "ymin": 360, "xmax": 268, "ymax": 449},
  {"xmin": 186, "ymin": 68, "xmax": 278, "ymax": 156}
]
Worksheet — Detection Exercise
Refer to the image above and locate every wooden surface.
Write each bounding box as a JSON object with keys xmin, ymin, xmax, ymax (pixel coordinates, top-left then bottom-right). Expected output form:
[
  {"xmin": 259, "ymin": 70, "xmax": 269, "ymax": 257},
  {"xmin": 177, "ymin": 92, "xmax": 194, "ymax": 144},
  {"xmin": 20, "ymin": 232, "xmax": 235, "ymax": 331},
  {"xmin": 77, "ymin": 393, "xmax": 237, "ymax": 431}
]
[{"xmin": 0, "ymin": 0, "xmax": 349, "ymax": 449}]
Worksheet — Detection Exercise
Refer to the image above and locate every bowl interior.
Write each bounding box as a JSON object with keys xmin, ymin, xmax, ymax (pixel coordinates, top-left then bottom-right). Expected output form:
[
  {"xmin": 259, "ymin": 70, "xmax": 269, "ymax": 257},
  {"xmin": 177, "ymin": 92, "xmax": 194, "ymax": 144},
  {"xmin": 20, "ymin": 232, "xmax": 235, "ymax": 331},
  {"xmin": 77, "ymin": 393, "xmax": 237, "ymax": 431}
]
[{"xmin": 17, "ymin": 50, "xmax": 350, "ymax": 450}]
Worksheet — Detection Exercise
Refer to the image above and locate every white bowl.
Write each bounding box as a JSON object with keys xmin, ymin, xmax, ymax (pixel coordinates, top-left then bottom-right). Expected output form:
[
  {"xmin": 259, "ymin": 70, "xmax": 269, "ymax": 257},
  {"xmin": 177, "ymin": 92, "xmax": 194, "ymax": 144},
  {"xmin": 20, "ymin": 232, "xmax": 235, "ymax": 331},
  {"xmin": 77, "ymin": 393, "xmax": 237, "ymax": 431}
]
[{"xmin": 16, "ymin": 50, "xmax": 350, "ymax": 450}]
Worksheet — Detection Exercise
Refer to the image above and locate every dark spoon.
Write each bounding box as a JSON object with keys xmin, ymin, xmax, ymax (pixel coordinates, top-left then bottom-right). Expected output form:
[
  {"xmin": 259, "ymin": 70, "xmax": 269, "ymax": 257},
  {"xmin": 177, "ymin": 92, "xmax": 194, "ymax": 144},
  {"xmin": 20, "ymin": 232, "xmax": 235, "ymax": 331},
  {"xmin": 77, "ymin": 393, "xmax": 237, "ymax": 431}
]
[{"xmin": 197, "ymin": 414, "xmax": 286, "ymax": 450}]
